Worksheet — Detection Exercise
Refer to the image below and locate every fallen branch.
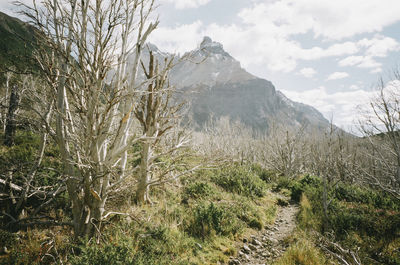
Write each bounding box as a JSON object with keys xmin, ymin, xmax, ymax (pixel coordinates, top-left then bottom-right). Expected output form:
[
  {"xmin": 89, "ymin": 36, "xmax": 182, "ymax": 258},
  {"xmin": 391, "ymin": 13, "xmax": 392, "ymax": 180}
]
[{"xmin": 317, "ymin": 233, "xmax": 361, "ymax": 265}]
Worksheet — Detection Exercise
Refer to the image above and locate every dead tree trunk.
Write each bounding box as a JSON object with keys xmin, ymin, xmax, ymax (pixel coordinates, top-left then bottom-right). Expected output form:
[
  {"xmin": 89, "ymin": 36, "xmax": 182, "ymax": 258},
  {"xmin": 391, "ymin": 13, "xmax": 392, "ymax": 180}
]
[{"xmin": 4, "ymin": 84, "xmax": 20, "ymax": 146}]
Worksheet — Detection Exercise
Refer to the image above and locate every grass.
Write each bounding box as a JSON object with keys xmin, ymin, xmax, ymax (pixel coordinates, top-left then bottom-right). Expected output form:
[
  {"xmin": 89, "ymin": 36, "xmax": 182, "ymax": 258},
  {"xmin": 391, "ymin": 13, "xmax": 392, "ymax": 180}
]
[
  {"xmin": 0, "ymin": 162, "xmax": 278, "ymax": 265},
  {"xmin": 273, "ymin": 232, "xmax": 330, "ymax": 265}
]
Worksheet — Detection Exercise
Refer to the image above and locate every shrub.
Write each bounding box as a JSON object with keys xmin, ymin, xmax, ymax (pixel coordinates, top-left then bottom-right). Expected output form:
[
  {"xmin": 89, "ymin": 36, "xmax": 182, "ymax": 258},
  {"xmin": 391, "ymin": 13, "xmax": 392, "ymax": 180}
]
[
  {"xmin": 182, "ymin": 181, "xmax": 217, "ymax": 201},
  {"xmin": 273, "ymin": 176, "xmax": 293, "ymax": 192},
  {"xmin": 212, "ymin": 166, "xmax": 266, "ymax": 197},
  {"xmin": 334, "ymin": 184, "xmax": 400, "ymax": 210},
  {"xmin": 231, "ymin": 197, "xmax": 265, "ymax": 230},
  {"xmin": 0, "ymin": 229, "xmax": 16, "ymax": 250},
  {"xmin": 287, "ymin": 175, "xmax": 322, "ymax": 202},
  {"xmin": 187, "ymin": 202, "xmax": 243, "ymax": 239},
  {"xmin": 70, "ymin": 240, "xmax": 136, "ymax": 265},
  {"xmin": 250, "ymin": 164, "xmax": 276, "ymax": 182},
  {"xmin": 70, "ymin": 226, "xmax": 195, "ymax": 265}
]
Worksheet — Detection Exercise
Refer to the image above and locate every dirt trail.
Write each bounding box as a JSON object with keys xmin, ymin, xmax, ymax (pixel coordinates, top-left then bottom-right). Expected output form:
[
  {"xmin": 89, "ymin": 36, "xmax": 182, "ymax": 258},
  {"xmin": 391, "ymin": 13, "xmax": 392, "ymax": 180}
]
[{"xmin": 228, "ymin": 197, "xmax": 299, "ymax": 265}]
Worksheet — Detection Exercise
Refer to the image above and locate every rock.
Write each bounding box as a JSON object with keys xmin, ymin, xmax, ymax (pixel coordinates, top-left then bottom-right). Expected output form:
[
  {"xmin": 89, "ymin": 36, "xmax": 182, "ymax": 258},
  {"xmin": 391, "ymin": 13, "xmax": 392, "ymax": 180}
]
[
  {"xmin": 238, "ymin": 250, "xmax": 245, "ymax": 256},
  {"xmin": 229, "ymin": 259, "xmax": 240, "ymax": 265},
  {"xmin": 244, "ymin": 254, "xmax": 250, "ymax": 261},
  {"xmin": 249, "ymin": 244, "xmax": 258, "ymax": 251},
  {"xmin": 242, "ymin": 244, "xmax": 251, "ymax": 254},
  {"xmin": 252, "ymin": 238, "xmax": 262, "ymax": 246},
  {"xmin": 269, "ymin": 238, "xmax": 279, "ymax": 244}
]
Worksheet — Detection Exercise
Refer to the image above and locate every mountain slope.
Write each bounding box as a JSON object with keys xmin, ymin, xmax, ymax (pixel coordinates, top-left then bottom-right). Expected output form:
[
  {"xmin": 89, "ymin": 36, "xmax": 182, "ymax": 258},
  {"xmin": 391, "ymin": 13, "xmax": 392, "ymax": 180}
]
[
  {"xmin": 168, "ymin": 37, "xmax": 329, "ymax": 132},
  {"xmin": 0, "ymin": 11, "xmax": 330, "ymax": 133},
  {"xmin": 0, "ymin": 12, "xmax": 37, "ymax": 75}
]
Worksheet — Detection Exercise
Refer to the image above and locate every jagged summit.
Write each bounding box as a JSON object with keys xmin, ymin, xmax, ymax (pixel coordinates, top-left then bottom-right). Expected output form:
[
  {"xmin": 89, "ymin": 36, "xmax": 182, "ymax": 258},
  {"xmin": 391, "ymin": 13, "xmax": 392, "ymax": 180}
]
[
  {"xmin": 198, "ymin": 36, "xmax": 231, "ymax": 57},
  {"xmin": 135, "ymin": 37, "xmax": 330, "ymax": 132},
  {"xmin": 200, "ymin": 36, "xmax": 213, "ymax": 46},
  {"xmin": 169, "ymin": 36, "xmax": 254, "ymax": 88}
]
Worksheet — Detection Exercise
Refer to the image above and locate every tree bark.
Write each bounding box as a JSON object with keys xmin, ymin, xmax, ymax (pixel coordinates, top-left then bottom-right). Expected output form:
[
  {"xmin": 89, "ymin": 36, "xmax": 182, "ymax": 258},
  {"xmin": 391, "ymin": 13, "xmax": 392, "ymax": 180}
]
[
  {"xmin": 136, "ymin": 142, "xmax": 151, "ymax": 204},
  {"xmin": 4, "ymin": 85, "xmax": 20, "ymax": 146}
]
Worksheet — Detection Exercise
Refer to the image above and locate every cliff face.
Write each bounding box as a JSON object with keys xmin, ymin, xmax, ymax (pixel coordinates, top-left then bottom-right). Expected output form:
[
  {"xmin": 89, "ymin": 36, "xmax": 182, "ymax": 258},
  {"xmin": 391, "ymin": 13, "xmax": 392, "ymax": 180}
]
[{"xmin": 163, "ymin": 36, "xmax": 329, "ymax": 132}]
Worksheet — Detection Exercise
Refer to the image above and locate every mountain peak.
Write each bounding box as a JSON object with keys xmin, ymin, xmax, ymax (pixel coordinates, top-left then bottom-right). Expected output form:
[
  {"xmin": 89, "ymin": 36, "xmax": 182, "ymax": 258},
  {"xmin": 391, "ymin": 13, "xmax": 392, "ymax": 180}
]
[
  {"xmin": 200, "ymin": 36, "xmax": 213, "ymax": 47},
  {"xmin": 199, "ymin": 36, "xmax": 228, "ymax": 56}
]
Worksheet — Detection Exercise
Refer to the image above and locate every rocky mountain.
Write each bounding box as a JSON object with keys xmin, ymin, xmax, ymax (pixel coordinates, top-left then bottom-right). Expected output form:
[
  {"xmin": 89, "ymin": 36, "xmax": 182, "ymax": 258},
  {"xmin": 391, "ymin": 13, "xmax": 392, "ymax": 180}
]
[
  {"xmin": 0, "ymin": 10, "xmax": 329, "ymax": 133},
  {"xmin": 159, "ymin": 36, "xmax": 330, "ymax": 132}
]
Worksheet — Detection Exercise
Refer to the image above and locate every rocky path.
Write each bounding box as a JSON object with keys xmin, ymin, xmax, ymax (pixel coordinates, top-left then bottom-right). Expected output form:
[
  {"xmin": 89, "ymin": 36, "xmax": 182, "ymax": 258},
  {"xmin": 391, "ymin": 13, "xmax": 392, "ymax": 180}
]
[{"xmin": 228, "ymin": 198, "xmax": 299, "ymax": 265}]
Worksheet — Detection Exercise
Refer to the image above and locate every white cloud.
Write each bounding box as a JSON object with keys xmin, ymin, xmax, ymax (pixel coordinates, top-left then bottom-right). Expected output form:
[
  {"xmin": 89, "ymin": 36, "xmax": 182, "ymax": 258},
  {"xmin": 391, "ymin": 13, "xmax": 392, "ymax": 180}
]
[
  {"xmin": 298, "ymin": 67, "xmax": 317, "ymax": 78},
  {"xmin": 338, "ymin": 56, "xmax": 364, "ymax": 67},
  {"xmin": 326, "ymin": 72, "xmax": 349, "ymax": 81},
  {"xmin": 370, "ymin": 68, "xmax": 383, "ymax": 74},
  {"xmin": 339, "ymin": 55, "xmax": 382, "ymax": 69},
  {"xmin": 239, "ymin": 0, "xmax": 400, "ymax": 40},
  {"xmin": 281, "ymin": 86, "xmax": 374, "ymax": 130},
  {"xmin": 358, "ymin": 35, "xmax": 400, "ymax": 57},
  {"xmin": 149, "ymin": 21, "xmax": 204, "ymax": 54},
  {"xmin": 152, "ymin": 0, "xmax": 400, "ymax": 74},
  {"xmin": 161, "ymin": 0, "xmax": 211, "ymax": 9},
  {"xmin": 0, "ymin": 0, "xmax": 33, "ymax": 16},
  {"xmin": 349, "ymin": 84, "xmax": 359, "ymax": 90},
  {"xmin": 337, "ymin": 35, "xmax": 399, "ymax": 71}
]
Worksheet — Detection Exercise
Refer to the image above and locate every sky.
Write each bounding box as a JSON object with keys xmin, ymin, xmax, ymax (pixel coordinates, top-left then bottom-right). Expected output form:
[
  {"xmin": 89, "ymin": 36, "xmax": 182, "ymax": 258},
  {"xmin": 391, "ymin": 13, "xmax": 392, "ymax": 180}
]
[{"xmin": 1, "ymin": 0, "xmax": 400, "ymax": 132}]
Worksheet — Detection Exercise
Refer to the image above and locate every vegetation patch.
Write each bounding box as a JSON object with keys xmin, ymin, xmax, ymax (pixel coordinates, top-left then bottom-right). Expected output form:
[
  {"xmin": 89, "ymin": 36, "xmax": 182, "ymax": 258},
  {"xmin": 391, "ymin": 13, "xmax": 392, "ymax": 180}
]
[
  {"xmin": 273, "ymin": 234, "xmax": 328, "ymax": 265},
  {"xmin": 211, "ymin": 165, "xmax": 267, "ymax": 197}
]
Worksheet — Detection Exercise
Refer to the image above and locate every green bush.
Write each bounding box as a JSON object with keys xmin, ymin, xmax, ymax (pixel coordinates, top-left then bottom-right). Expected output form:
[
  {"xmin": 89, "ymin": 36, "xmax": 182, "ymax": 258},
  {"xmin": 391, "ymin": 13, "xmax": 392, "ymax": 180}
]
[
  {"xmin": 211, "ymin": 166, "xmax": 266, "ymax": 197},
  {"xmin": 182, "ymin": 181, "xmax": 217, "ymax": 201},
  {"xmin": 187, "ymin": 202, "xmax": 243, "ymax": 239},
  {"xmin": 0, "ymin": 230, "xmax": 16, "ymax": 249},
  {"xmin": 70, "ymin": 226, "xmax": 194, "ymax": 265},
  {"xmin": 288, "ymin": 175, "xmax": 322, "ymax": 202},
  {"xmin": 334, "ymin": 184, "xmax": 400, "ymax": 210},
  {"xmin": 70, "ymin": 240, "xmax": 136, "ymax": 265},
  {"xmin": 250, "ymin": 164, "xmax": 276, "ymax": 182},
  {"xmin": 230, "ymin": 197, "xmax": 265, "ymax": 230},
  {"xmin": 273, "ymin": 176, "xmax": 293, "ymax": 192},
  {"xmin": 299, "ymin": 178, "xmax": 400, "ymax": 265}
]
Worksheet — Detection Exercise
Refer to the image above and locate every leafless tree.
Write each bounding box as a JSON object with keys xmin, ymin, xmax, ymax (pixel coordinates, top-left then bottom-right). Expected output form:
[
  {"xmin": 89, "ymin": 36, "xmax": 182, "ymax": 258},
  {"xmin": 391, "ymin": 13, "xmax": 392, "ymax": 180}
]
[
  {"xmin": 18, "ymin": 0, "xmax": 159, "ymax": 237},
  {"xmin": 0, "ymin": 75, "xmax": 63, "ymax": 228},
  {"xmin": 134, "ymin": 50, "xmax": 195, "ymax": 204},
  {"xmin": 359, "ymin": 70, "xmax": 400, "ymax": 199},
  {"xmin": 260, "ymin": 124, "xmax": 307, "ymax": 178},
  {"xmin": 193, "ymin": 116, "xmax": 258, "ymax": 164}
]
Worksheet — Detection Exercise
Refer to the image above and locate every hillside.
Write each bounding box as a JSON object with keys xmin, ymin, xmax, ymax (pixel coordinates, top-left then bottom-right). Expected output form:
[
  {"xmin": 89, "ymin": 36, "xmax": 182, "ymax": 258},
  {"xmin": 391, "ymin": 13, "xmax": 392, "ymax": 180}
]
[{"xmin": 0, "ymin": 11, "xmax": 37, "ymax": 76}]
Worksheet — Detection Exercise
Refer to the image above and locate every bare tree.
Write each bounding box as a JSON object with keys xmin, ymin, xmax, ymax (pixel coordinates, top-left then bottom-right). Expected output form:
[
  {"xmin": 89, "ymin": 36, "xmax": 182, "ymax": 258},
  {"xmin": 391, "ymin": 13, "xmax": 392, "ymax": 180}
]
[
  {"xmin": 0, "ymin": 71, "xmax": 13, "ymax": 133},
  {"xmin": 19, "ymin": 0, "xmax": 158, "ymax": 237},
  {"xmin": 193, "ymin": 116, "xmax": 258, "ymax": 164},
  {"xmin": 261, "ymin": 124, "xmax": 307, "ymax": 178},
  {"xmin": 359, "ymin": 70, "xmax": 400, "ymax": 198},
  {"xmin": 0, "ymin": 75, "xmax": 64, "ymax": 228},
  {"xmin": 134, "ymin": 50, "xmax": 193, "ymax": 204}
]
